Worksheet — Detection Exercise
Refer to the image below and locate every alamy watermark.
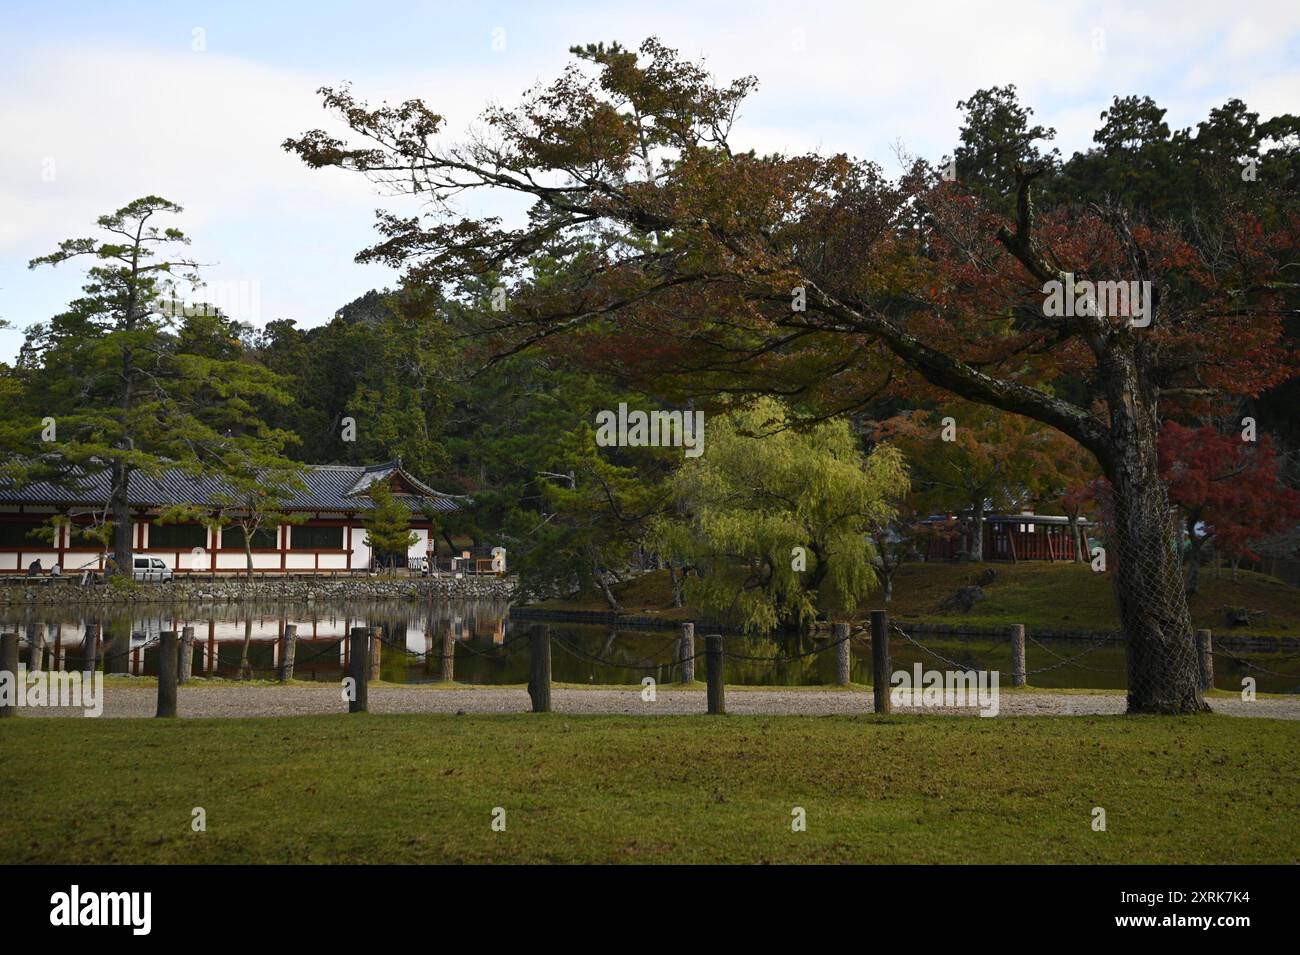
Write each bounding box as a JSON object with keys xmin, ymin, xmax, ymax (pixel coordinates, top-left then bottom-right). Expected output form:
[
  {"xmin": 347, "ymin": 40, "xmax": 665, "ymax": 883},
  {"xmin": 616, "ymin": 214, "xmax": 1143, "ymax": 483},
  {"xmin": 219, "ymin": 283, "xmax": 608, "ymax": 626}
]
[
  {"xmin": 890, "ymin": 663, "xmax": 1000, "ymax": 716},
  {"xmin": 595, "ymin": 403, "xmax": 705, "ymax": 458},
  {"xmin": 50, "ymin": 885, "xmax": 150, "ymax": 935},
  {"xmin": 0, "ymin": 668, "xmax": 103, "ymax": 717},
  {"xmin": 1043, "ymin": 273, "xmax": 1151, "ymax": 328},
  {"xmin": 155, "ymin": 280, "xmax": 262, "ymax": 322}
]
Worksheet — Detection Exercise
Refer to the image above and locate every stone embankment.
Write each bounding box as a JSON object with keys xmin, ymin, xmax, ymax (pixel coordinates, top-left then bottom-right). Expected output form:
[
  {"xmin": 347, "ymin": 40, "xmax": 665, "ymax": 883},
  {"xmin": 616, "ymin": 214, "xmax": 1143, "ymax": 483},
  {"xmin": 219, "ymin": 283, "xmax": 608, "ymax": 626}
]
[{"xmin": 0, "ymin": 574, "xmax": 517, "ymax": 606}]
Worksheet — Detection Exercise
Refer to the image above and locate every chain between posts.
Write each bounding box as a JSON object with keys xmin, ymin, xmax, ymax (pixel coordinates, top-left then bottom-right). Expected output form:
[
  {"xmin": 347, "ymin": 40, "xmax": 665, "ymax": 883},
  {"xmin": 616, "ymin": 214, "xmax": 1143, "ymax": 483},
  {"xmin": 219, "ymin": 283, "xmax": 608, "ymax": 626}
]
[
  {"xmin": 25, "ymin": 619, "xmax": 1291, "ymax": 684},
  {"xmin": 895, "ymin": 623, "xmax": 1124, "ymax": 677},
  {"xmin": 1210, "ymin": 649, "xmax": 1300, "ymax": 679}
]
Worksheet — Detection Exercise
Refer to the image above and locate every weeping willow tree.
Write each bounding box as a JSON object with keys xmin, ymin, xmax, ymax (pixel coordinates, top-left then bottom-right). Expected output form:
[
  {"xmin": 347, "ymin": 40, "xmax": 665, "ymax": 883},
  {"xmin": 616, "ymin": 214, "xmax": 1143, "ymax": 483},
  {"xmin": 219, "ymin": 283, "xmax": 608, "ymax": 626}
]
[{"xmin": 655, "ymin": 398, "xmax": 909, "ymax": 632}]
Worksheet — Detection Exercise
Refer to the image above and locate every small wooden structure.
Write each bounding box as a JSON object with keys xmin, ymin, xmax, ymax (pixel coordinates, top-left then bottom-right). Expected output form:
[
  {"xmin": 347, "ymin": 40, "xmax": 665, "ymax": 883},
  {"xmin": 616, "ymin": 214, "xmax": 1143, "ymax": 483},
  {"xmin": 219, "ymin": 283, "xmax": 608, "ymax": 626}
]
[{"xmin": 923, "ymin": 513, "xmax": 1093, "ymax": 562}]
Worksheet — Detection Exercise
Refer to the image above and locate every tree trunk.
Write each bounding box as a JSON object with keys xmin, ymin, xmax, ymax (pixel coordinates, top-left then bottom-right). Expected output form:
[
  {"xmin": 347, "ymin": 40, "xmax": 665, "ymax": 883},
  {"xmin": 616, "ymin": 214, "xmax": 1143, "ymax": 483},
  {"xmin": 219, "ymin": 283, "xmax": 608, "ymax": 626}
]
[
  {"xmin": 595, "ymin": 566, "xmax": 624, "ymax": 614},
  {"xmin": 968, "ymin": 507, "xmax": 984, "ymax": 561},
  {"xmin": 113, "ymin": 264, "xmax": 138, "ymax": 578},
  {"xmin": 805, "ymin": 542, "xmax": 829, "ymax": 591},
  {"xmin": 239, "ymin": 616, "xmax": 253, "ymax": 680},
  {"xmin": 1068, "ymin": 514, "xmax": 1084, "ymax": 563},
  {"xmin": 110, "ymin": 461, "xmax": 133, "ymax": 575},
  {"xmin": 1103, "ymin": 378, "xmax": 1207, "ymax": 714},
  {"xmin": 244, "ymin": 537, "xmax": 254, "ymax": 580}
]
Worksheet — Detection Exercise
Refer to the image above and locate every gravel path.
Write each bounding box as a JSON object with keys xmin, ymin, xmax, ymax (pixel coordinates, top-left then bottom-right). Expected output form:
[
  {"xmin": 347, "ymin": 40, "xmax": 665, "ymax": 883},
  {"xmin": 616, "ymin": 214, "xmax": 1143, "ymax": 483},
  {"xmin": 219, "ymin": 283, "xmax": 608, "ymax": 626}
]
[{"xmin": 18, "ymin": 683, "xmax": 1300, "ymax": 719}]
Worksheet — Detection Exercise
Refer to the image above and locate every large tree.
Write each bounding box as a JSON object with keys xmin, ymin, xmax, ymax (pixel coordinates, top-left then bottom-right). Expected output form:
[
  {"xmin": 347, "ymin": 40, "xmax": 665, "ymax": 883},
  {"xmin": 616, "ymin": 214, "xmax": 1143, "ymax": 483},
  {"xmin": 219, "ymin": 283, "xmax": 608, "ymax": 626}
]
[
  {"xmin": 9, "ymin": 198, "xmax": 295, "ymax": 575},
  {"xmin": 285, "ymin": 40, "xmax": 1299, "ymax": 712}
]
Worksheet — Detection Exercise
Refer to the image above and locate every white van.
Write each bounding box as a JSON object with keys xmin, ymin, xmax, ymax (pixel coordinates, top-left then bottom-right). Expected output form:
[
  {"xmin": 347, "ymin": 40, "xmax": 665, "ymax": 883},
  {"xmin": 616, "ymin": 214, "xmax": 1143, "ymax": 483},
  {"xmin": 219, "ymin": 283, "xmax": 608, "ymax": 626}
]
[{"xmin": 132, "ymin": 557, "xmax": 174, "ymax": 583}]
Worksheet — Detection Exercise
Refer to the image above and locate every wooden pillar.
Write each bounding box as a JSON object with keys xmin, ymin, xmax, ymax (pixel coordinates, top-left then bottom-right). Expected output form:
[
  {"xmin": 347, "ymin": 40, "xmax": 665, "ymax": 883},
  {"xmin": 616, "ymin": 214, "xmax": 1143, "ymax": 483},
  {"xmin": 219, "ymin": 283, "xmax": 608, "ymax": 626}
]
[
  {"xmin": 679, "ymin": 622, "xmax": 695, "ymax": 684},
  {"xmin": 870, "ymin": 610, "xmax": 891, "ymax": 714},
  {"xmin": 280, "ymin": 624, "xmax": 297, "ymax": 683},
  {"xmin": 369, "ymin": 625, "xmax": 383, "ymax": 681},
  {"xmin": 705, "ymin": 634, "xmax": 725, "ymax": 715},
  {"xmin": 156, "ymin": 630, "xmax": 178, "ymax": 718},
  {"xmin": 440, "ymin": 629, "xmax": 455, "ymax": 683},
  {"xmin": 1197, "ymin": 629, "xmax": 1214, "ymax": 691},
  {"xmin": 348, "ymin": 626, "xmax": 368, "ymax": 713},
  {"xmin": 0, "ymin": 632, "xmax": 17, "ymax": 718},
  {"xmin": 1009, "ymin": 624, "xmax": 1026, "ymax": 688},
  {"xmin": 528, "ymin": 626, "xmax": 551, "ymax": 713},
  {"xmin": 834, "ymin": 622, "xmax": 851, "ymax": 686},
  {"xmin": 179, "ymin": 626, "xmax": 195, "ymax": 684}
]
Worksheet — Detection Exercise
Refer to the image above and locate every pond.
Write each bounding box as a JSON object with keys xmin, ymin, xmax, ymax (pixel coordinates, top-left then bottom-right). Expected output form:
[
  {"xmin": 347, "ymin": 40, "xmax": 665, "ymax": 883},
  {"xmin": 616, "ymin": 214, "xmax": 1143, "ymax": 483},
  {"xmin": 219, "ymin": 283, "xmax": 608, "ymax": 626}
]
[{"xmin": 3, "ymin": 599, "xmax": 1297, "ymax": 694}]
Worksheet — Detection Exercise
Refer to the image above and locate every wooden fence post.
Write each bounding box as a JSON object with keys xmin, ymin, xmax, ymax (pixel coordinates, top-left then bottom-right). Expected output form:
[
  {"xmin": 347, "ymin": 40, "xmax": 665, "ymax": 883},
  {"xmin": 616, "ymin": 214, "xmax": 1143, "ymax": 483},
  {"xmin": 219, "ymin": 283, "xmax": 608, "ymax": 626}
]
[
  {"xmin": 1009, "ymin": 624, "xmax": 1026, "ymax": 688},
  {"xmin": 179, "ymin": 625, "xmax": 195, "ymax": 684},
  {"xmin": 440, "ymin": 629, "xmax": 455, "ymax": 682},
  {"xmin": 834, "ymin": 622, "xmax": 851, "ymax": 686},
  {"xmin": 0, "ymin": 632, "xmax": 17, "ymax": 718},
  {"xmin": 369, "ymin": 625, "xmax": 383, "ymax": 681},
  {"xmin": 1197, "ymin": 629, "xmax": 1214, "ymax": 691},
  {"xmin": 679, "ymin": 622, "xmax": 695, "ymax": 684},
  {"xmin": 348, "ymin": 626, "xmax": 368, "ymax": 713},
  {"xmin": 528, "ymin": 626, "xmax": 551, "ymax": 713},
  {"xmin": 279, "ymin": 624, "xmax": 296, "ymax": 683},
  {"xmin": 156, "ymin": 630, "xmax": 178, "ymax": 718},
  {"xmin": 705, "ymin": 634, "xmax": 725, "ymax": 715},
  {"xmin": 870, "ymin": 610, "xmax": 891, "ymax": 714}
]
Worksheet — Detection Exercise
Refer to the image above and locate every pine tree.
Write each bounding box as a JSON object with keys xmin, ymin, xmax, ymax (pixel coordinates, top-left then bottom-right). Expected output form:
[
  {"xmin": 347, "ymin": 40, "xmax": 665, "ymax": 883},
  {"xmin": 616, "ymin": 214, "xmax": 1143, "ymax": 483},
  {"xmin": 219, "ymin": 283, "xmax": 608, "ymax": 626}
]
[
  {"xmin": 363, "ymin": 480, "xmax": 418, "ymax": 574},
  {"xmin": 6, "ymin": 198, "xmax": 296, "ymax": 577}
]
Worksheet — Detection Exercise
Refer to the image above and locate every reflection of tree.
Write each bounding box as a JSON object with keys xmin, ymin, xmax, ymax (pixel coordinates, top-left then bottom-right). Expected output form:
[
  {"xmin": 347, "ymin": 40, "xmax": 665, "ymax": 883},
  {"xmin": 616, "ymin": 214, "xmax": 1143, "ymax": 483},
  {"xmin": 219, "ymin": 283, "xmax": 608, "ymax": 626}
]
[{"xmin": 239, "ymin": 616, "xmax": 253, "ymax": 680}]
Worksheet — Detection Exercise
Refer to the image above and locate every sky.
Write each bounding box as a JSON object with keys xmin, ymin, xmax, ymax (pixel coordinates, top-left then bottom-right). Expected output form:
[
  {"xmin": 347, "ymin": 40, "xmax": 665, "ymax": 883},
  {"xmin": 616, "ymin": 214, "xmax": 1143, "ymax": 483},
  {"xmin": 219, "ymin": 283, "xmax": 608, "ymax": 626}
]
[{"xmin": 1, "ymin": 0, "xmax": 1297, "ymax": 361}]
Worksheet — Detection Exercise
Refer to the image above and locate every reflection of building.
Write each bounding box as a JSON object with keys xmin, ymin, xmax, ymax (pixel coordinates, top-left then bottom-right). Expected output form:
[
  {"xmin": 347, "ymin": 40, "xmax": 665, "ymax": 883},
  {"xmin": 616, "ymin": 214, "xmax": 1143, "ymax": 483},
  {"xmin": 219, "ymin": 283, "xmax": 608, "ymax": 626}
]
[
  {"xmin": 0, "ymin": 459, "xmax": 460, "ymax": 575},
  {"xmin": 6, "ymin": 598, "xmax": 515, "ymax": 677}
]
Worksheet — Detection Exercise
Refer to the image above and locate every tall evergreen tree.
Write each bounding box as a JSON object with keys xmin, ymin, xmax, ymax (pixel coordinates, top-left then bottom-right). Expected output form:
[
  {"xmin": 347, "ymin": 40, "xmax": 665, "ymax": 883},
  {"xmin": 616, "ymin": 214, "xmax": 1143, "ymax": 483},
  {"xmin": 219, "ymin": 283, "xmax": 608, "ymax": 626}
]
[{"xmin": 7, "ymin": 198, "xmax": 296, "ymax": 575}]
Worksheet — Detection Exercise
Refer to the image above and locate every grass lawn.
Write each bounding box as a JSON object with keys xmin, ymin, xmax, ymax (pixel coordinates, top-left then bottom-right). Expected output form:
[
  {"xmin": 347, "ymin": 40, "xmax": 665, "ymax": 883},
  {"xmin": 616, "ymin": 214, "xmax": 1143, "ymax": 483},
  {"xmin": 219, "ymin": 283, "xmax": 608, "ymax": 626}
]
[
  {"xmin": 3, "ymin": 713, "xmax": 1296, "ymax": 863},
  {"xmin": 540, "ymin": 563, "xmax": 1300, "ymax": 637}
]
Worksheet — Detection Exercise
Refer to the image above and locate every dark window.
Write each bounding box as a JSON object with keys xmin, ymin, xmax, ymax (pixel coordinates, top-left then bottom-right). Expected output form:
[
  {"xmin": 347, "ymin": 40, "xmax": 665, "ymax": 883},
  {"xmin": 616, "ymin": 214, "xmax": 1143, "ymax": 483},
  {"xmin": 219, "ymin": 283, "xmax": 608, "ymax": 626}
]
[
  {"xmin": 149, "ymin": 522, "xmax": 207, "ymax": 549},
  {"xmin": 291, "ymin": 525, "xmax": 344, "ymax": 550},
  {"xmin": 221, "ymin": 526, "xmax": 279, "ymax": 550},
  {"xmin": 0, "ymin": 522, "xmax": 46, "ymax": 547}
]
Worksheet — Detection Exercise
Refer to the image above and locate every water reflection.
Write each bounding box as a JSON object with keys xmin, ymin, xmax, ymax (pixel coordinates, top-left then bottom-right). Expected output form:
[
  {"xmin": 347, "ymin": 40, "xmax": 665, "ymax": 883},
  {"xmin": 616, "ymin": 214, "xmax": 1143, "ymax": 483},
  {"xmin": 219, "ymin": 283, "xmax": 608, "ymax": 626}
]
[{"xmin": 1, "ymin": 601, "xmax": 1296, "ymax": 693}]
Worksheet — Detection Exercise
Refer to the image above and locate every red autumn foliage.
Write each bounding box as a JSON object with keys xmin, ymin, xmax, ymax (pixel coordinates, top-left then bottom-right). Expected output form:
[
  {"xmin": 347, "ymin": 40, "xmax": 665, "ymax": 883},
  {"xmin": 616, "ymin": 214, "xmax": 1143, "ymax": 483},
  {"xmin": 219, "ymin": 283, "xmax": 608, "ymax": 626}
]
[{"xmin": 1157, "ymin": 422, "xmax": 1300, "ymax": 561}]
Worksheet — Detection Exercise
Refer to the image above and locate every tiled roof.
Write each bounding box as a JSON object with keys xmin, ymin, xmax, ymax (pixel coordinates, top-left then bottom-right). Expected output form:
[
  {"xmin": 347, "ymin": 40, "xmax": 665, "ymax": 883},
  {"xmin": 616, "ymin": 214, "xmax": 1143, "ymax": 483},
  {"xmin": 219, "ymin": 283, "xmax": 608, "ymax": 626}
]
[
  {"xmin": 921, "ymin": 512, "xmax": 1093, "ymax": 526},
  {"xmin": 0, "ymin": 460, "xmax": 461, "ymax": 513}
]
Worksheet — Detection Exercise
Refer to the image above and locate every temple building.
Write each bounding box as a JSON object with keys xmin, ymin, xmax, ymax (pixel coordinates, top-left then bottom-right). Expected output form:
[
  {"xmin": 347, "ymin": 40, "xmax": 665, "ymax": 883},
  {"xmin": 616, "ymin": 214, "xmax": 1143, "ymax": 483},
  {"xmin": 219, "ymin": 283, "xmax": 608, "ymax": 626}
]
[{"xmin": 0, "ymin": 459, "xmax": 462, "ymax": 576}]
